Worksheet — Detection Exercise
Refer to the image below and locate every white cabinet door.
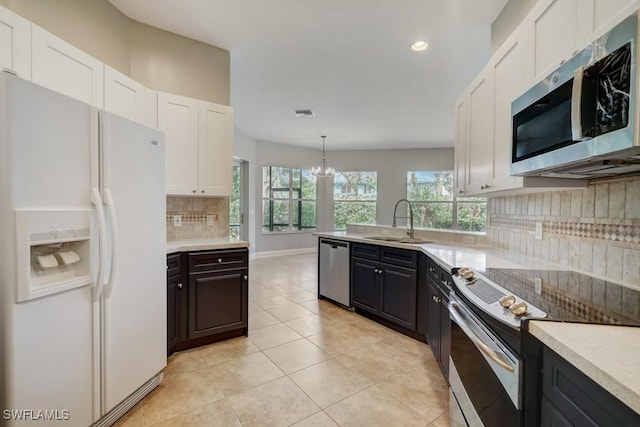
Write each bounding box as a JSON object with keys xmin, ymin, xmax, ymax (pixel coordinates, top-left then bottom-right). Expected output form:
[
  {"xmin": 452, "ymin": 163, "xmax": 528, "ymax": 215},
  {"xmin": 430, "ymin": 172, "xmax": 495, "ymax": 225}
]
[
  {"xmin": 466, "ymin": 70, "xmax": 494, "ymax": 194},
  {"xmin": 32, "ymin": 25, "xmax": 103, "ymax": 107},
  {"xmin": 490, "ymin": 32, "xmax": 533, "ymax": 192},
  {"xmin": 0, "ymin": 5, "xmax": 31, "ymax": 79},
  {"xmin": 143, "ymin": 87, "xmax": 158, "ymax": 129},
  {"xmin": 578, "ymin": 0, "xmax": 639, "ymax": 44},
  {"xmin": 198, "ymin": 101, "xmax": 233, "ymax": 196},
  {"xmin": 453, "ymin": 96, "xmax": 468, "ymax": 197},
  {"xmin": 530, "ymin": 0, "xmax": 578, "ymax": 81},
  {"xmin": 158, "ymin": 92, "xmax": 199, "ymax": 196},
  {"xmin": 104, "ymin": 65, "xmax": 145, "ymax": 123}
]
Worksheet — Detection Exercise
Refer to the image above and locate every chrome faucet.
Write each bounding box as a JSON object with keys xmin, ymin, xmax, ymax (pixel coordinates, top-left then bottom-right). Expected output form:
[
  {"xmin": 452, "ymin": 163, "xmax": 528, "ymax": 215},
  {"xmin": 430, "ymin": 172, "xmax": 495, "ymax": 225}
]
[{"xmin": 392, "ymin": 198, "xmax": 414, "ymax": 239}]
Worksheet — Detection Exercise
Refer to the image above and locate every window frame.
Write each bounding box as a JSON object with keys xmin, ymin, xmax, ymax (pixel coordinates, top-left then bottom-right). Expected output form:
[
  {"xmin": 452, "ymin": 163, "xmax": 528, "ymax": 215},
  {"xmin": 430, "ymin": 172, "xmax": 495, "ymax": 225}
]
[
  {"xmin": 262, "ymin": 166, "xmax": 316, "ymax": 233},
  {"xmin": 406, "ymin": 170, "xmax": 486, "ymax": 232},
  {"xmin": 333, "ymin": 171, "xmax": 378, "ymax": 231}
]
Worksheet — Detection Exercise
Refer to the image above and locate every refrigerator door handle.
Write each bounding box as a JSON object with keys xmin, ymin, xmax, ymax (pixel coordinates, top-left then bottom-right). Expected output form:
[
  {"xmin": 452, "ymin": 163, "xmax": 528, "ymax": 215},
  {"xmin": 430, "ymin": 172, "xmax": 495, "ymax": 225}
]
[
  {"xmin": 103, "ymin": 188, "xmax": 120, "ymax": 299},
  {"xmin": 91, "ymin": 187, "xmax": 108, "ymax": 302}
]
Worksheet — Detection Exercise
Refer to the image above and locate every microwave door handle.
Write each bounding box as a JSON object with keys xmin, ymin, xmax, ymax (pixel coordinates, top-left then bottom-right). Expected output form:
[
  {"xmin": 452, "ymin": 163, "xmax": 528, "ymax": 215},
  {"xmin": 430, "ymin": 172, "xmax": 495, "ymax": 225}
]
[
  {"xmin": 449, "ymin": 302, "xmax": 515, "ymax": 373},
  {"xmin": 571, "ymin": 66, "xmax": 588, "ymax": 141}
]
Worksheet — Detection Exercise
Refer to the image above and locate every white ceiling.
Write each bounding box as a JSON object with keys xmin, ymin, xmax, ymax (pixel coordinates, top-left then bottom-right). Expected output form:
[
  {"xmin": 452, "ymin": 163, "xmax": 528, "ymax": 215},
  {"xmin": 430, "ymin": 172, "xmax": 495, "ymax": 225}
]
[{"xmin": 109, "ymin": 0, "xmax": 508, "ymax": 150}]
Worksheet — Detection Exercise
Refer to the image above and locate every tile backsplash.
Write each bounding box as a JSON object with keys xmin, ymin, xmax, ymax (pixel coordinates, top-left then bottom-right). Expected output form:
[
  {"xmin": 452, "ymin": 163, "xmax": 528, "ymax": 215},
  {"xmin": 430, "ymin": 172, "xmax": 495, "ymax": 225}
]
[
  {"xmin": 166, "ymin": 196, "xmax": 229, "ymax": 240},
  {"xmin": 487, "ymin": 176, "xmax": 640, "ymax": 287}
]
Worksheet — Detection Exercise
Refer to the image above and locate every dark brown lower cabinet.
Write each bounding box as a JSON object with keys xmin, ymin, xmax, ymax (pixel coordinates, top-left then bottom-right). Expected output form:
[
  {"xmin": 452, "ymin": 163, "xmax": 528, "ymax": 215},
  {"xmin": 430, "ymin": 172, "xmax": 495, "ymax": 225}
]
[
  {"xmin": 350, "ymin": 243, "xmax": 418, "ymax": 332},
  {"xmin": 167, "ymin": 248, "xmax": 248, "ymax": 355},
  {"xmin": 167, "ymin": 253, "xmax": 185, "ymax": 356},
  {"xmin": 425, "ymin": 257, "xmax": 451, "ymax": 380},
  {"xmin": 188, "ymin": 270, "xmax": 247, "ymax": 339},
  {"xmin": 540, "ymin": 346, "xmax": 640, "ymax": 426}
]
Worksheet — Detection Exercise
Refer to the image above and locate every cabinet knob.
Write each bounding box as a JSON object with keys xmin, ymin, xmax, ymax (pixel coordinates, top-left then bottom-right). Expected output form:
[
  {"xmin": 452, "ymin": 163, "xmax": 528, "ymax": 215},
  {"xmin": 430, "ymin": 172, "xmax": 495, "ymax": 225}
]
[
  {"xmin": 572, "ymin": 49, "xmax": 578, "ymax": 56},
  {"xmin": 378, "ymin": 269, "xmax": 384, "ymax": 275},
  {"xmin": 218, "ymin": 258, "xmax": 223, "ymax": 264},
  {"xmin": 243, "ymin": 275, "xmax": 248, "ymax": 280},
  {"xmin": 374, "ymin": 268, "xmax": 379, "ymax": 273},
  {"xmin": 201, "ymin": 190, "xmax": 205, "ymax": 194},
  {"xmin": 429, "ymin": 267, "xmax": 435, "ymax": 273},
  {"xmin": 192, "ymin": 190, "xmax": 196, "ymax": 193},
  {"xmin": 177, "ymin": 283, "xmax": 183, "ymax": 289},
  {"xmin": 560, "ymin": 59, "xmax": 566, "ymax": 65},
  {"xmin": 459, "ymin": 190, "xmax": 465, "ymax": 194}
]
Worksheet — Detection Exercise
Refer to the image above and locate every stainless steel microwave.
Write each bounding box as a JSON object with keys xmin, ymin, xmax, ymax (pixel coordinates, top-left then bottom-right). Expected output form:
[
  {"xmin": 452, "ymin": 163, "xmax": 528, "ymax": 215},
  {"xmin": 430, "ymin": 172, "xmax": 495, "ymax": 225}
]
[{"xmin": 511, "ymin": 12, "xmax": 640, "ymax": 179}]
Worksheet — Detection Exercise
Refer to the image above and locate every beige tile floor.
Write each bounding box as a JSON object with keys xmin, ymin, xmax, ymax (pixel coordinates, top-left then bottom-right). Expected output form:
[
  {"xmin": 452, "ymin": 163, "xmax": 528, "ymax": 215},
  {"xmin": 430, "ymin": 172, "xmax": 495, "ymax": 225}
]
[{"xmin": 116, "ymin": 253, "xmax": 450, "ymax": 427}]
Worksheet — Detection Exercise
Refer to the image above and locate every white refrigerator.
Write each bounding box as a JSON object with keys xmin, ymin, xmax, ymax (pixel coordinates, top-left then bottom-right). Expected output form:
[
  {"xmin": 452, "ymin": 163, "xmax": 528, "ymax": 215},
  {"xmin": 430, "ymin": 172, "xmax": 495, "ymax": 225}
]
[{"xmin": 0, "ymin": 73, "xmax": 166, "ymax": 426}]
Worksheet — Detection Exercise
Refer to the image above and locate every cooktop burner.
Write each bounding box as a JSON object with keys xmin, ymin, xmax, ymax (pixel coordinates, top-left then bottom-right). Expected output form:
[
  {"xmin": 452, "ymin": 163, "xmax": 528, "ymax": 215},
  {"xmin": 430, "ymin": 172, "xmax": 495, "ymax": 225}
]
[{"xmin": 481, "ymin": 268, "xmax": 640, "ymax": 326}]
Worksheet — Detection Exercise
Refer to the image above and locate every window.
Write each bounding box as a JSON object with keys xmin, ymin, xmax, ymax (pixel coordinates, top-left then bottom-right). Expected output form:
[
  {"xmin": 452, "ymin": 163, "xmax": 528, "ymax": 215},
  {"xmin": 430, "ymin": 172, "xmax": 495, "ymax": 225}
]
[
  {"xmin": 229, "ymin": 161, "xmax": 241, "ymax": 239},
  {"xmin": 262, "ymin": 166, "xmax": 316, "ymax": 232},
  {"xmin": 333, "ymin": 171, "xmax": 377, "ymax": 230},
  {"xmin": 407, "ymin": 171, "xmax": 486, "ymax": 232}
]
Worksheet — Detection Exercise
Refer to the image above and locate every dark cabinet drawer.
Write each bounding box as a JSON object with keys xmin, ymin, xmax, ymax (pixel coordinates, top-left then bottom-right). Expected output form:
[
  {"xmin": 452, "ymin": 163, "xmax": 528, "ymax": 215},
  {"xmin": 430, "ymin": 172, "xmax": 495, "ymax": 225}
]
[
  {"xmin": 351, "ymin": 243, "xmax": 380, "ymax": 261},
  {"xmin": 380, "ymin": 246, "xmax": 417, "ymax": 269},
  {"xmin": 167, "ymin": 253, "xmax": 182, "ymax": 278},
  {"xmin": 188, "ymin": 249, "xmax": 248, "ymax": 273},
  {"xmin": 425, "ymin": 257, "xmax": 440, "ymax": 282}
]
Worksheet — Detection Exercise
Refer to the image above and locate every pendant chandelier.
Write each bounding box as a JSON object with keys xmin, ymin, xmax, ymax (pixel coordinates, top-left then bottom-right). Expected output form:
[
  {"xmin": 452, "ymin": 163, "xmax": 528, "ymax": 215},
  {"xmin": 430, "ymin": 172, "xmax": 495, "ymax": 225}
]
[{"xmin": 311, "ymin": 135, "xmax": 334, "ymax": 177}]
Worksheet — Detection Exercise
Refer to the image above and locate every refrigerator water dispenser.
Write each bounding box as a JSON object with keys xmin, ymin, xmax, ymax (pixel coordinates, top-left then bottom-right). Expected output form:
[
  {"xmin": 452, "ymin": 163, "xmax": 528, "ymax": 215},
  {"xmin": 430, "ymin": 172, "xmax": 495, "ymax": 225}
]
[{"xmin": 15, "ymin": 209, "xmax": 96, "ymax": 302}]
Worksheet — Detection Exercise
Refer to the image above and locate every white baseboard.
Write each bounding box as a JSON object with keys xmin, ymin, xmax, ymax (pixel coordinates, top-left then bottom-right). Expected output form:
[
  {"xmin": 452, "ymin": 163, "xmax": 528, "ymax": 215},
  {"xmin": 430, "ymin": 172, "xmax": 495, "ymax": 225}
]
[{"xmin": 253, "ymin": 247, "xmax": 317, "ymax": 259}]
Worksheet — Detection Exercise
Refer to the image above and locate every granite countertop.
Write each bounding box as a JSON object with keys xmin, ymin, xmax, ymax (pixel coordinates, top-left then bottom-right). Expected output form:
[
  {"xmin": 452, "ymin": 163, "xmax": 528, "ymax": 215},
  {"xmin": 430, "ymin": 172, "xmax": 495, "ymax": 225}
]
[
  {"xmin": 167, "ymin": 237, "xmax": 249, "ymax": 254},
  {"xmin": 315, "ymin": 230, "xmax": 640, "ymax": 414},
  {"xmin": 528, "ymin": 321, "xmax": 640, "ymax": 414}
]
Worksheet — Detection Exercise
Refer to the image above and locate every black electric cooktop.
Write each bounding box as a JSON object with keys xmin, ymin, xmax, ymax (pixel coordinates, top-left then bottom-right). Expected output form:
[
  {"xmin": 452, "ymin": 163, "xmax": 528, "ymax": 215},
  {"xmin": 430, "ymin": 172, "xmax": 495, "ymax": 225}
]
[{"xmin": 481, "ymin": 268, "xmax": 640, "ymax": 326}]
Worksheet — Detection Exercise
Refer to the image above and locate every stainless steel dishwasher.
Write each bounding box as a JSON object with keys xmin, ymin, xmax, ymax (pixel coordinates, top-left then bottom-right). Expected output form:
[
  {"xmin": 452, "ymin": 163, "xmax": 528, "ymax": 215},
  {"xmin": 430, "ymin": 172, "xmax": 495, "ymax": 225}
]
[{"xmin": 318, "ymin": 238, "xmax": 351, "ymax": 308}]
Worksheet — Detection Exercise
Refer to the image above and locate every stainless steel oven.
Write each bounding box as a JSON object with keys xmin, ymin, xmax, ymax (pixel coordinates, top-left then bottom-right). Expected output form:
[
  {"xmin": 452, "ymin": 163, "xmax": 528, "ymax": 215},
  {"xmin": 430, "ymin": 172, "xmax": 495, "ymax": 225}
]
[{"xmin": 448, "ymin": 292, "xmax": 521, "ymax": 426}]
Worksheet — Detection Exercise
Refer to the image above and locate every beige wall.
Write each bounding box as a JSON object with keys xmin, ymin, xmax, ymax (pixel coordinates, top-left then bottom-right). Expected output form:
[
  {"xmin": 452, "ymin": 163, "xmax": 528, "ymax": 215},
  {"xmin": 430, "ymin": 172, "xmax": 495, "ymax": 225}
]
[
  {"xmin": 491, "ymin": 0, "xmax": 537, "ymax": 52},
  {"xmin": 130, "ymin": 22, "xmax": 230, "ymax": 104},
  {"xmin": 0, "ymin": 0, "xmax": 230, "ymax": 104}
]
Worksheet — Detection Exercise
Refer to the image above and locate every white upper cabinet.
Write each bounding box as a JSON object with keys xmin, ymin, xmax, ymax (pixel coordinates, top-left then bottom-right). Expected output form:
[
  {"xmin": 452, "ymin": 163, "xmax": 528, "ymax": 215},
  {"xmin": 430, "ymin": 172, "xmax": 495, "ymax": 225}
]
[
  {"xmin": 158, "ymin": 94, "xmax": 233, "ymax": 197},
  {"xmin": 0, "ymin": 5, "xmax": 30, "ymax": 79},
  {"xmin": 158, "ymin": 92, "xmax": 199, "ymax": 196},
  {"xmin": 198, "ymin": 101, "xmax": 233, "ymax": 197},
  {"xmin": 529, "ymin": 0, "xmax": 578, "ymax": 82},
  {"xmin": 104, "ymin": 65, "xmax": 145, "ymax": 123},
  {"xmin": 466, "ymin": 69, "xmax": 494, "ymax": 195},
  {"xmin": 577, "ymin": 0, "xmax": 639, "ymax": 44},
  {"xmin": 490, "ymin": 31, "xmax": 533, "ymax": 192},
  {"xmin": 143, "ymin": 88, "xmax": 158, "ymax": 129},
  {"xmin": 453, "ymin": 97, "xmax": 468, "ymax": 197},
  {"xmin": 31, "ymin": 25, "xmax": 104, "ymax": 108}
]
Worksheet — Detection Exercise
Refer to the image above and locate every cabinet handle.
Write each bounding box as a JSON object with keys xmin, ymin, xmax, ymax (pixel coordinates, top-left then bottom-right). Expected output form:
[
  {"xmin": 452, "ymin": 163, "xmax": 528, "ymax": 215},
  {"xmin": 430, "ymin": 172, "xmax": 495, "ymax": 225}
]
[
  {"xmin": 218, "ymin": 258, "xmax": 223, "ymax": 263},
  {"xmin": 192, "ymin": 190, "xmax": 196, "ymax": 193},
  {"xmin": 459, "ymin": 190, "xmax": 465, "ymax": 194},
  {"xmin": 429, "ymin": 267, "xmax": 435, "ymax": 273},
  {"xmin": 441, "ymin": 280, "xmax": 450, "ymax": 287},
  {"xmin": 560, "ymin": 59, "xmax": 566, "ymax": 65},
  {"xmin": 480, "ymin": 184, "xmax": 491, "ymax": 190},
  {"xmin": 243, "ymin": 275, "xmax": 248, "ymax": 280},
  {"xmin": 572, "ymin": 49, "xmax": 578, "ymax": 56},
  {"xmin": 177, "ymin": 283, "xmax": 183, "ymax": 289}
]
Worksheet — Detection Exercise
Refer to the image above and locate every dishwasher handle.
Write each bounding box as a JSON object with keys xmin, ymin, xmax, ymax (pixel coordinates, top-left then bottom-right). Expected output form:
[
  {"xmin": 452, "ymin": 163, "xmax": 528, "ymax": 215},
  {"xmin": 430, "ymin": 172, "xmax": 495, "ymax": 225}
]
[{"xmin": 320, "ymin": 238, "xmax": 349, "ymax": 249}]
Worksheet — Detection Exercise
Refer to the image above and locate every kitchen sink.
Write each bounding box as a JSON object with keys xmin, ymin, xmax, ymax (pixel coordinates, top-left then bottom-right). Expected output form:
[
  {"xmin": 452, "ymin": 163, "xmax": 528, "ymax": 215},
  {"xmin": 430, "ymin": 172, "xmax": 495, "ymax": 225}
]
[{"xmin": 362, "ymin": 235, "xmax": 432, "ymax": 245}]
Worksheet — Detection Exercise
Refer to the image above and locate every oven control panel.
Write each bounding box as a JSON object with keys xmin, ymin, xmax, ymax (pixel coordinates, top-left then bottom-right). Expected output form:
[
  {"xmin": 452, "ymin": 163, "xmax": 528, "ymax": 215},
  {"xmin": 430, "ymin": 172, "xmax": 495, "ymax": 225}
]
[{"xmin": 452, "ymin": 268, "xmax": 547, "ymax": 328}]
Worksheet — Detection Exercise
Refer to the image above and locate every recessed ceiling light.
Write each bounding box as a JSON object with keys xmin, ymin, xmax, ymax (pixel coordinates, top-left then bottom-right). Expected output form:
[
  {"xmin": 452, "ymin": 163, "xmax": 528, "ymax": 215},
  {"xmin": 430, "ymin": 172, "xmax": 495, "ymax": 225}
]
[{"xmin": 411, "ymin": 40, "xmax": 428, "ymax": 52}]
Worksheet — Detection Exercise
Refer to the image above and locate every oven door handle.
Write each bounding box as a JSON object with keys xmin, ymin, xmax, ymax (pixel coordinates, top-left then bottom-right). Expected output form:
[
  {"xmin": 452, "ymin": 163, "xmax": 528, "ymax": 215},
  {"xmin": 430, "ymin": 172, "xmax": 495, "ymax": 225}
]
[{"xmin": 449, "ymin": 302, "xmax": 515, "ymax": 373}]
